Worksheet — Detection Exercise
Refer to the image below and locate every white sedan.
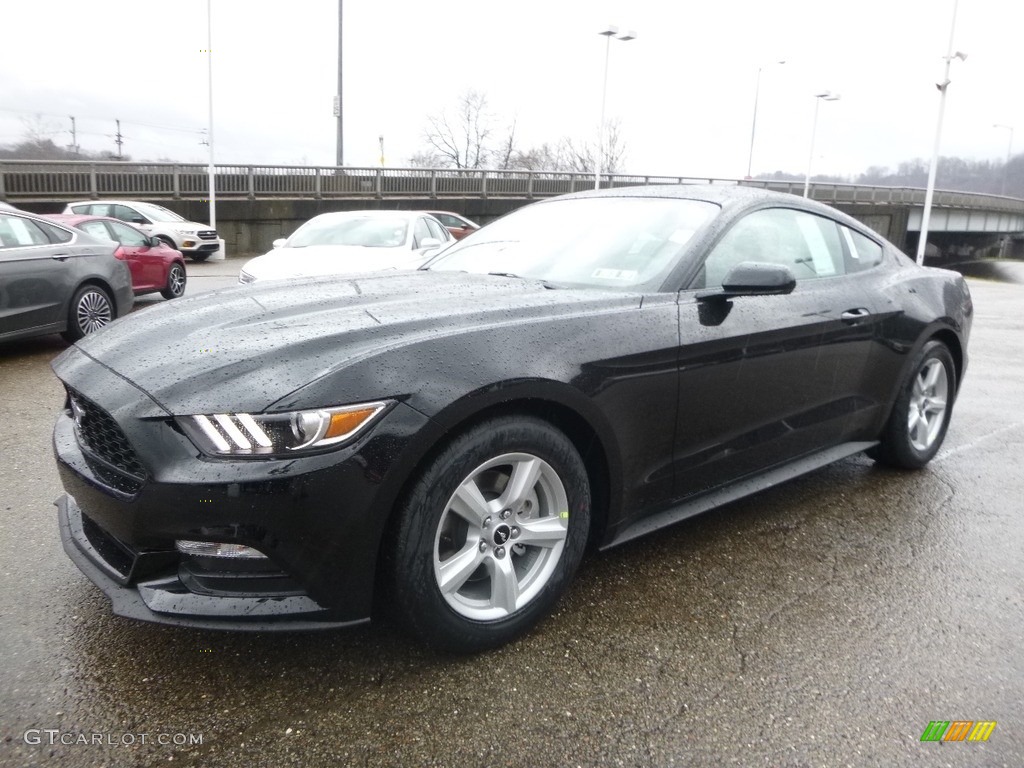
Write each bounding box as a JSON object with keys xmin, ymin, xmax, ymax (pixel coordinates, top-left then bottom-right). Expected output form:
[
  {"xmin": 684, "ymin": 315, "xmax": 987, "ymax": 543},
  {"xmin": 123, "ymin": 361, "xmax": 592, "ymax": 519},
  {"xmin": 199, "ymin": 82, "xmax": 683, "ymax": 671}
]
[{"xmin": 239, "ymin": 210, "xmax": 452, "ymax": 283}]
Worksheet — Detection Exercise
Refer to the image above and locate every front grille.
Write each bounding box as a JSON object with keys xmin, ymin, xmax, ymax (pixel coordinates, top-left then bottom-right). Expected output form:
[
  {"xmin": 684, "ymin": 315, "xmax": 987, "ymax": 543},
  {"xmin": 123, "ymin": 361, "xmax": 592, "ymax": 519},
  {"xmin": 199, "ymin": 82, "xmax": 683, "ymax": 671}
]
[
  {"xmin": 68, "ymin": 389, "xmax": 147, "ymax": 481},
  {"xmin": 197, "ymin": 230, "xmax": 217, "ymax": 240}
]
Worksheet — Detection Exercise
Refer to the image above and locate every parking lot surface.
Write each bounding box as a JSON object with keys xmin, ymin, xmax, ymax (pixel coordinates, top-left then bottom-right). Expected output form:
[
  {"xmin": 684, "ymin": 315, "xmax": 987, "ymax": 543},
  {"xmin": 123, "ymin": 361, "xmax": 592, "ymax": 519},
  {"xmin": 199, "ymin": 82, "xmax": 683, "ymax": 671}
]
[{"xmin": 1, "ymin": 260, "xmax": 1021, "ymax": 767}]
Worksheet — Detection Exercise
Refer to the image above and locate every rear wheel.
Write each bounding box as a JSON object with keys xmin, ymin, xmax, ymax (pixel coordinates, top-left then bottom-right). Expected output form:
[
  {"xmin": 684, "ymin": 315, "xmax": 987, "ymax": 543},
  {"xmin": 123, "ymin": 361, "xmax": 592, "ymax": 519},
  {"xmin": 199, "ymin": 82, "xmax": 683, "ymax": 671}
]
[
  {"xmin": 871, "ymin": 340, "xmax": 956, "ymax": 469},
  {"xmin": 62, "ymin": 285, "xmax": 114, "ymax": 342},
  {"xmin": 387, "ymin": 416, "xmax": 591, "ymax": 652},
  {"xmin": 160, "ymin": 262, "xmax": 187, "ymax": 299}
]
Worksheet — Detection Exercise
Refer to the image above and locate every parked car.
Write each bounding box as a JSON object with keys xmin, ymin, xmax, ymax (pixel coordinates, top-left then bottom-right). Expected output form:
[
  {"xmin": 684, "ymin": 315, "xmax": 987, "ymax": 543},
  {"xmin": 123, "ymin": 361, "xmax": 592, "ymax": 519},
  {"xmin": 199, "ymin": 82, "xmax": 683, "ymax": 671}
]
[
  {"xmin": 0, "ymin": 208, "xmax": 133, "ymax": 343},
  {"xmin": 62, "ymin": 200, "xmax": 219, "ymax": 262},
  {"xmin": 51, "ymin": 185, "xmax": 971, "ymax": 652},
  {"xmin": 45, "ymin": 214, "xmax": 187, "ymax": 300},
  {"xmin": 424, "ymin": 210, "xmax": 480, "ymax": 240},
  {"xmin": 0, "ymin": 201, "xmax": 20, "ymax": 211},
  {"xmin": 238, "ymin": 210, "xmax": 452, "ymax": 283}
]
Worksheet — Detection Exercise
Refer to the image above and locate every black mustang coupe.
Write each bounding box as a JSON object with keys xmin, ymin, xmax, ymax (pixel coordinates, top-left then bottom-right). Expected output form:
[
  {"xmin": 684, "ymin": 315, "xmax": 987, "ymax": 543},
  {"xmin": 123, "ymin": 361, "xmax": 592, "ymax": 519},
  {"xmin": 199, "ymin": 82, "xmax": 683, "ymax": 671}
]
[{"xmin": 52, "ymin": 186, "xmax": 972, "ymax": 652}]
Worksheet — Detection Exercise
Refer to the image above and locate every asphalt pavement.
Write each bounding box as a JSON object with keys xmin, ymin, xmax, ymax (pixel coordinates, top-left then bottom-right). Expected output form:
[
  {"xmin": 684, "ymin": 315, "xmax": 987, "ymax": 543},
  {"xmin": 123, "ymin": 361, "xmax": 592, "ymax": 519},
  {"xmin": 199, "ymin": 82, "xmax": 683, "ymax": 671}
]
[{"xmin": 0, "ymin": 260, "xmax": 1021, "ymax": 767}]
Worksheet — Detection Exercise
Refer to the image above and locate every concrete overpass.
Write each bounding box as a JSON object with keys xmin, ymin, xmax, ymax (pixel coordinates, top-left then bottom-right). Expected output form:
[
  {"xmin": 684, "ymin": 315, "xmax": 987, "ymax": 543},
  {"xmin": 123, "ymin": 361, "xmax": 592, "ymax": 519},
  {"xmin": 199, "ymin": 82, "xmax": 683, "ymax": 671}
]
[{"xmin": 3, "ymin": 160, "xmax": 1023, "ymax": 258}]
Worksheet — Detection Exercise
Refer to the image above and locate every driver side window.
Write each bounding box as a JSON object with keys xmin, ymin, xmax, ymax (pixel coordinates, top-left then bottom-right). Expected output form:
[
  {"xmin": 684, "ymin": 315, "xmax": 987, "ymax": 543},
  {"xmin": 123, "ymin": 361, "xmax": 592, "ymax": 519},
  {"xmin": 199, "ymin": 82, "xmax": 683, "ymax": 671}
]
[{"xmin": 694, "ymin": 208, "xmax": 845, "ymax": 289}]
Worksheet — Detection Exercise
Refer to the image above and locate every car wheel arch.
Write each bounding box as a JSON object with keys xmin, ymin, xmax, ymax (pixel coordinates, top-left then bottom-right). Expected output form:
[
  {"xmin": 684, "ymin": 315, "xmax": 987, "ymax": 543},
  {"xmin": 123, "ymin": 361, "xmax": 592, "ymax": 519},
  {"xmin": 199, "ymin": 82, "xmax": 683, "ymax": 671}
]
[
  {"xmin": 370, "ymin": 391, "xmax": 618, "ymax": 614},
  {"xmin": 63, "ymin": 277, "xmax": 120, "ymax": 323},
  {"xmin": 875, "ymin": 324, "xmax": 965, "ymax": 434}
]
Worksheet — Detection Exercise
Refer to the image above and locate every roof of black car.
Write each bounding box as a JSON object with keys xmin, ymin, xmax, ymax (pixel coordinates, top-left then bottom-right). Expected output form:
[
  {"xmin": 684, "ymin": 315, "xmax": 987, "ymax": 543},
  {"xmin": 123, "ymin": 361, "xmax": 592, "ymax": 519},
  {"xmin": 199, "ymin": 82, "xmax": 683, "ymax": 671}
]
[{"xmin": 559, "ymin": 183, "xmax": 800, "ymax": 205}]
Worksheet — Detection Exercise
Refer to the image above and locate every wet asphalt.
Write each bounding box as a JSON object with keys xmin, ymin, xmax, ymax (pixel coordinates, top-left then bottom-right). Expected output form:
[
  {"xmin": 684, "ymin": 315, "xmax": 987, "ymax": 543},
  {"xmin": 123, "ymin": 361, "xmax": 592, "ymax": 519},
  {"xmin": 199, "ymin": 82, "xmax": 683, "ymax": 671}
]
[{"xmin": 0, "ymin": 260, "xmax": 1021, "ymax": 767}]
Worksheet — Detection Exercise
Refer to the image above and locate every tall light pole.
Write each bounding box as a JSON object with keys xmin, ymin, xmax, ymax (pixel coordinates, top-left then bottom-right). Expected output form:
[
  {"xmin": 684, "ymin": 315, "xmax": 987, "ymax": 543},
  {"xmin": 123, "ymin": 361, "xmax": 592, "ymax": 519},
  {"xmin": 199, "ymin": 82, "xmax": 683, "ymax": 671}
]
[
  {"xmin": 917, "ymin": 0, "xmax": 965, "ymax": 265},
  {"xmin": 595, "ymin": 25, "xmax": 635, "ymax": 190},
  {"xmin": 335, "ymin": 0, "xmax": 344, "ymax": 167},
  {"xmin": 747, "ymin": 60, "xmax": 785, "ymax": 179},
  {"xmin": 803, "ymin": 91, "xmax": 840, "ymax": 198},
  {"xmin": 994, "ymin": 123, "xmax": 1014, "ymax": 195},
  {"xmin": 206, "ymin": 0, "xmax": 216, "ymax": 233}
]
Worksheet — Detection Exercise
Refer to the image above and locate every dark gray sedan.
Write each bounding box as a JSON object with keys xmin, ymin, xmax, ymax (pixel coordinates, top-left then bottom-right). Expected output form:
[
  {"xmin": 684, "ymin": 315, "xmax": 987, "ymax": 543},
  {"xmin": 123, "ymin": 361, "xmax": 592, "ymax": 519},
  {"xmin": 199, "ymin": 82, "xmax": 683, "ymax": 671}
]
[{"xmin": 0, "ymin": 208, "xmax": 133, "ymax": 343}]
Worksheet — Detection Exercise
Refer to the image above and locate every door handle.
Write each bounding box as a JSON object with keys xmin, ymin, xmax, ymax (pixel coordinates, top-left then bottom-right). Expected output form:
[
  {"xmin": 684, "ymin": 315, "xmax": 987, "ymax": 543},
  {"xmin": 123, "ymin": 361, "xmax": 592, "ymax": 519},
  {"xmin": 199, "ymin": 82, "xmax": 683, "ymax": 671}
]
[
  {"xmin": 840, "ymin": 307, "xmax": 871, "ymax": 323},
  {"xmin": 51, "ymin": 253, "xmax": 70, "ymax": 261}
]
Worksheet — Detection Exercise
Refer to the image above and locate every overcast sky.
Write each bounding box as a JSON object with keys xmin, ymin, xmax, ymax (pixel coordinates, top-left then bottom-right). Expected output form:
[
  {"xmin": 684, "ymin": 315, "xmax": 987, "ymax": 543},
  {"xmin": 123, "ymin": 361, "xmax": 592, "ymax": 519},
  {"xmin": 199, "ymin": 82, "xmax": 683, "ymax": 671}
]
[{"xmin": 1, "ymin": 0, "xmax": 1021, "ymax": 180}]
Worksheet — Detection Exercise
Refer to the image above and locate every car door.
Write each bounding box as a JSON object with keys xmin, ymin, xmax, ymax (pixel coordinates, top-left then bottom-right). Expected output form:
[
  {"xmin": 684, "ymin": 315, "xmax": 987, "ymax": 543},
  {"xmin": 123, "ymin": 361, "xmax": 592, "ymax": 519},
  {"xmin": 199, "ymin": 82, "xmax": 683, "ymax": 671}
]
[
  {"xmin": 0, "ymin": 213, "xmax": 75, "ymax": 336},
  {"xmin": 107, "ymin": 220, "xmax": 164, "ymax": 290},
  {"xmin": 672, "ymin": 206, "xmax": 877, "ymax": 499}
]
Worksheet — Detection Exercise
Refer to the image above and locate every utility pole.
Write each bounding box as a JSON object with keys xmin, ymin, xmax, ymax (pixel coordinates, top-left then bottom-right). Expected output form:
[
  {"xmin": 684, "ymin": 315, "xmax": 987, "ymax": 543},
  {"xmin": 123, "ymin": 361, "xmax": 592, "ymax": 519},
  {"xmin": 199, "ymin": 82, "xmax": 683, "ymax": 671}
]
[
  {"xmin": 114, "ymin": 119, "xmax": 124, "ymax": 159},
  {"xmin": 68, "ymin": 116, "xmax": 78, "ymax": 156},
  {"xmin": 206, "ymin": 0, "xmax": 216, "ymax": 232},
  {"xmin": 335, "ymin": 0, "xmax": 344, "ymax": 167}
]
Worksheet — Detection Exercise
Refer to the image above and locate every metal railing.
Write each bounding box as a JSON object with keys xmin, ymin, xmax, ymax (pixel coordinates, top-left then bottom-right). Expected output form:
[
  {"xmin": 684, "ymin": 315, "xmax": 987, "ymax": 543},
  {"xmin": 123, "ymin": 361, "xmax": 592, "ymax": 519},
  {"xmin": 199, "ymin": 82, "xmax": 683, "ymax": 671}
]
[{"xmin": 3, "ymin": 160, "xmax": 1024, "ymax": 214}]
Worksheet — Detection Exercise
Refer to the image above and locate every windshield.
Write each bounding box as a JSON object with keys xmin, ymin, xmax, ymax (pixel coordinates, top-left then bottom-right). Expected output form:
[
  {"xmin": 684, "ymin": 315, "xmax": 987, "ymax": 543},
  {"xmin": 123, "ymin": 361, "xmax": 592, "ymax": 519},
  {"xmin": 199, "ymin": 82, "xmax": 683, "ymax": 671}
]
[
  {"xmin": 287, "ymin": 216, "xmax": 409, "ymax": 249},
  {"xmin": 426, "ymin": 197, "xmax": 718, "ymax": 290},
  {"xmin": 134, "ymin": 202, "xmax": 186, "ymax": 222}
]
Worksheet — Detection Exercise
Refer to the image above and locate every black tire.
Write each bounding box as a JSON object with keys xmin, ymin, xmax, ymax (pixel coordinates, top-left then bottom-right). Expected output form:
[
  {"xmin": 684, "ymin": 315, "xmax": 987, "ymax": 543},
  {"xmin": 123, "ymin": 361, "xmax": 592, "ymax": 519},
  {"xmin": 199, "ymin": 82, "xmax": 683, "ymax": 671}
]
[
  {"xmin": 871, "ymin": 340, "xmax": 956, "ymax": 469},
  {"xmin": 160, "ymin": 262, "xmax": 187, "ymax": 299},
  {"xmin": 386, "ymin": 416, "xmax": 591, "ymax": 653},
  {"xmin": 189, "ymin": 252, "xmax": 211, "ymax": 263},
  {"xmin": 61, "ymin": 285, "xmax": 115, "ymax": 342}
]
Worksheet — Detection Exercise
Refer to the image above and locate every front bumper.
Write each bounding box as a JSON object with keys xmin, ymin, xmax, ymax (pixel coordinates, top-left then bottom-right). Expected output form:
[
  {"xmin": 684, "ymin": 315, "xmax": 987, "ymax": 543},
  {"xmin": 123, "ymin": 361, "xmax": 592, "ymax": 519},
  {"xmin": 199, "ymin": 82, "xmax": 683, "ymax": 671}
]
[
  {"xmin": 50, "ymin": 350, "xmax": 436, "ymax": 630},
  {"xmin": 57, "ymin": 493, "xmax": 358, "ymax": 630}
]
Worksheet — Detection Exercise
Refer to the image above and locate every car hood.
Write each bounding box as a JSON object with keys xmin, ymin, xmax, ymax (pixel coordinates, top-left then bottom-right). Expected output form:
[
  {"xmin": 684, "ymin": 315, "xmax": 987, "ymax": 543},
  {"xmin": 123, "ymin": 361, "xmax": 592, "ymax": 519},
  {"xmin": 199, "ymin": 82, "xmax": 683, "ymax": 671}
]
[
  {"xmin": 156, "ymin": 220, "xmax": 211, "ymax": 231},
  {"xmin": 55, "ymin": 271, "xmax": 641, "ymax": 415},
  {"xmin": 242, "ymin": 246, "xmax": 423, "ymax": 280}
]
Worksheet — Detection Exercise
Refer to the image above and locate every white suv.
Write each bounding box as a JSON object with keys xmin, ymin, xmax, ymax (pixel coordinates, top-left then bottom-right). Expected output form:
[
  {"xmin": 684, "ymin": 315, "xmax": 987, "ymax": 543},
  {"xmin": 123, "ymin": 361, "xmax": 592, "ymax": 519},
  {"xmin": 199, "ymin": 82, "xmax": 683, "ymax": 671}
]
[{"xmin": 62, "ymin": 200, "xmax": 221, "ymax": 261}]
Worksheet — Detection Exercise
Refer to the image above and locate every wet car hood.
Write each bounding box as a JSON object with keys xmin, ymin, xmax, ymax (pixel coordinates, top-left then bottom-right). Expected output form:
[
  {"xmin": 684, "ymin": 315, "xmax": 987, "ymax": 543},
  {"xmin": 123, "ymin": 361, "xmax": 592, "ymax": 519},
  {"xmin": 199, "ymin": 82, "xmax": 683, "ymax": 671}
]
[{"xmin": 55, "ymin": 271, "xmax": 641, "ymax": 415}]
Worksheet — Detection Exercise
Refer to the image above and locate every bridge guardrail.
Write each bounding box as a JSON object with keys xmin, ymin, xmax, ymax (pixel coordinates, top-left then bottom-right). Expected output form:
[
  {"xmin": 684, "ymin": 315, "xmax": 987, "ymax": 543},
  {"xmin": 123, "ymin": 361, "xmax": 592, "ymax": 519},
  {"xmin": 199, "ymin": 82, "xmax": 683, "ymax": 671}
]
[{"xmin": 2, "ymin": 160, "xmax": 1024, "ymax": 214}]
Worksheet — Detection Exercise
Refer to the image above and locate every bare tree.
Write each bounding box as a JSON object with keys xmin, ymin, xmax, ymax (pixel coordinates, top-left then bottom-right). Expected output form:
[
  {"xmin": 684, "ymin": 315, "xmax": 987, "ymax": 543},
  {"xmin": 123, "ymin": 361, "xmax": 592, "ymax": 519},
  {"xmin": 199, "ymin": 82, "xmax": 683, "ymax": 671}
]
[
  {"xmin": 20, "ymin": 113, "xmax": 60, "ymax": 145},
  {"xmin": 506, "ymin": 119, "xmax": 628, "ymax": 174},
  {"xmin": 423, "ymin": 89, "xmax": 496, "ymax": 169}
]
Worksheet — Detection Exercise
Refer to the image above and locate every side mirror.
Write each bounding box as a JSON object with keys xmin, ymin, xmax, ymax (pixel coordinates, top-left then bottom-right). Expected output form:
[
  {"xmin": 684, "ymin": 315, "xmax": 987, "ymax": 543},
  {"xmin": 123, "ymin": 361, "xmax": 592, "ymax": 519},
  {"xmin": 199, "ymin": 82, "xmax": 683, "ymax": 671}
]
[
  {"xmin": 697, "ymin": 262, "xmax": 796, "ymax": 301},
  {"xmin": 418, "ymin": 237, "xmax": 442, "ymax": 251},
  {"xmin": 148, "ymin": 235, "xmax": 163, "ymax": 248},
  {"xmin": 130, "ymin": 217, "xmax": 147, "ymax": 225},
  {"xmin": 272, "ymin": 238, "xmax": 287, "ymax": 249}
]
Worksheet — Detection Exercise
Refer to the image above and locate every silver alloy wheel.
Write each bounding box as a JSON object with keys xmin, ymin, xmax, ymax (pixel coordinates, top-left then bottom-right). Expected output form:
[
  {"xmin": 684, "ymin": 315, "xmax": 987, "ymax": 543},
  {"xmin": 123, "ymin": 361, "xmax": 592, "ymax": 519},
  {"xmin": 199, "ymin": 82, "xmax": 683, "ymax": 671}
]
[
  {"xmin": 433, "ymin": 452, "xmax": 569, "ymax": 621},
  {"xmin": 168, "ymin": 265, "xmax": 186, "ymax": 296},
  {"xmin": 907, "ymin": 358, "xmax": 949, "ymax": 451},
  {"xmin": 76, "ymin": 289, "xmax": 113, "ymax": 335}
]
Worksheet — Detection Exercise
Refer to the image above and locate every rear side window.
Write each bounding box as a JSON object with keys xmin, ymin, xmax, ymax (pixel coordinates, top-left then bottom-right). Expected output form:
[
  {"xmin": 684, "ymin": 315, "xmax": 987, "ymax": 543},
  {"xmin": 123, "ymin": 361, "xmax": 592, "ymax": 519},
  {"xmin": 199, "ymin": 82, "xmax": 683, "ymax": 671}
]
[
  {"xmin": 36, "ymin": 220, "xmax": 74, "ymax": 244},
  {"xmin": 840, "ymin": 226, "xmax": 884, "ymax": 273}
]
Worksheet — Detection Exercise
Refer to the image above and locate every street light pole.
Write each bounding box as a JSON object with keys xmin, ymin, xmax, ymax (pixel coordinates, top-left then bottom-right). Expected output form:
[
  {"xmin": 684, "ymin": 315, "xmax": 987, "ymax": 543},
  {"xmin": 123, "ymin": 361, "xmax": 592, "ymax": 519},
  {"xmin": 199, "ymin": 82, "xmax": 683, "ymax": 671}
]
[
  {"xmin": 336, "ymin": 0, "xmax": 344, "ymax": 167},
  {"xmin": 803, "ymin": 92, "xmax": 840, "ymax": 198},
  {"xmin": 206, "ymin": 0, "xmax": 216, "ymax": 233},
  {"xmin": 595, "ymin": 25, "xmax": 635, "ymax": 190},
  {"xmin": 747, "ymin": 60, "xmax": 785, "ymax": 179},
  {"xmin": 994, "ymin": 123, "xmax": 1014, "ymax": 195},
  {"xmin": 917, "ymin": 0, "xmax": 965, "ymax": 265}
]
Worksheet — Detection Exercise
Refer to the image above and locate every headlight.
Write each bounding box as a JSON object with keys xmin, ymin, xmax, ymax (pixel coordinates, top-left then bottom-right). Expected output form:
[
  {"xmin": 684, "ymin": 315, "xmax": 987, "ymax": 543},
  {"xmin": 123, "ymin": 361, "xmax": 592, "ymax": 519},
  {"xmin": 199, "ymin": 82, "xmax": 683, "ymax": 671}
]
[
  {"xmin": 238, "ymin": 269, "xmax": 255, "ymax": 284},
  {"xmin": 177, "ymin": 402, "xmax": 388, "ymax": 457}
]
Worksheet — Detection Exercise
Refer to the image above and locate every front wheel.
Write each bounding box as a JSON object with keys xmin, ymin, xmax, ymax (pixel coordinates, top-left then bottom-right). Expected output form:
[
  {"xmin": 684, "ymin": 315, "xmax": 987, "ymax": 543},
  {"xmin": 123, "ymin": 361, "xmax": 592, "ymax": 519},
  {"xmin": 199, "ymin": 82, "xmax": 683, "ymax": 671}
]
[
  {"xmin": 871, "ymin": 340, "xmax": 956, "ymax": 469},
  {"xmin": 61, "ymin": 285, "xmax": 114, "ymax": 342},
  {"xmin": 386, "ymin": 416, "xmax": 591, "ymax": 652},
  {"xmin": 161, "ymin": 262, "xmax": 187, "ymax": 299}
]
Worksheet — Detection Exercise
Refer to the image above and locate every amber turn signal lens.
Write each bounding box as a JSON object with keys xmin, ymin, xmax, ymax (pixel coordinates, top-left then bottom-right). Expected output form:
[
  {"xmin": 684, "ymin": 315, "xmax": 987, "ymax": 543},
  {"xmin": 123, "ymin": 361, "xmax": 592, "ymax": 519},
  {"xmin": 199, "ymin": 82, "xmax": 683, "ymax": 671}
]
[{"xmin": 326, "ymin": 408, "xmax": 379, "ymax": 439}]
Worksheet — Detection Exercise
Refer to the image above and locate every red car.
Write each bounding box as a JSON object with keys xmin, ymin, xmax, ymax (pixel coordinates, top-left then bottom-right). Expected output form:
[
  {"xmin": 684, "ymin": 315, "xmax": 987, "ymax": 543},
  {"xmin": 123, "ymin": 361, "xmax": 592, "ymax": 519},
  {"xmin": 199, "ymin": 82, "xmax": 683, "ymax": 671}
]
[
  {"xmin": 424, "ymin": 210, "xmax": 480, "ymax": 240},
  {"xmin": 45, "ymin": 214, "xmax": 187, "ymax": 299}
]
